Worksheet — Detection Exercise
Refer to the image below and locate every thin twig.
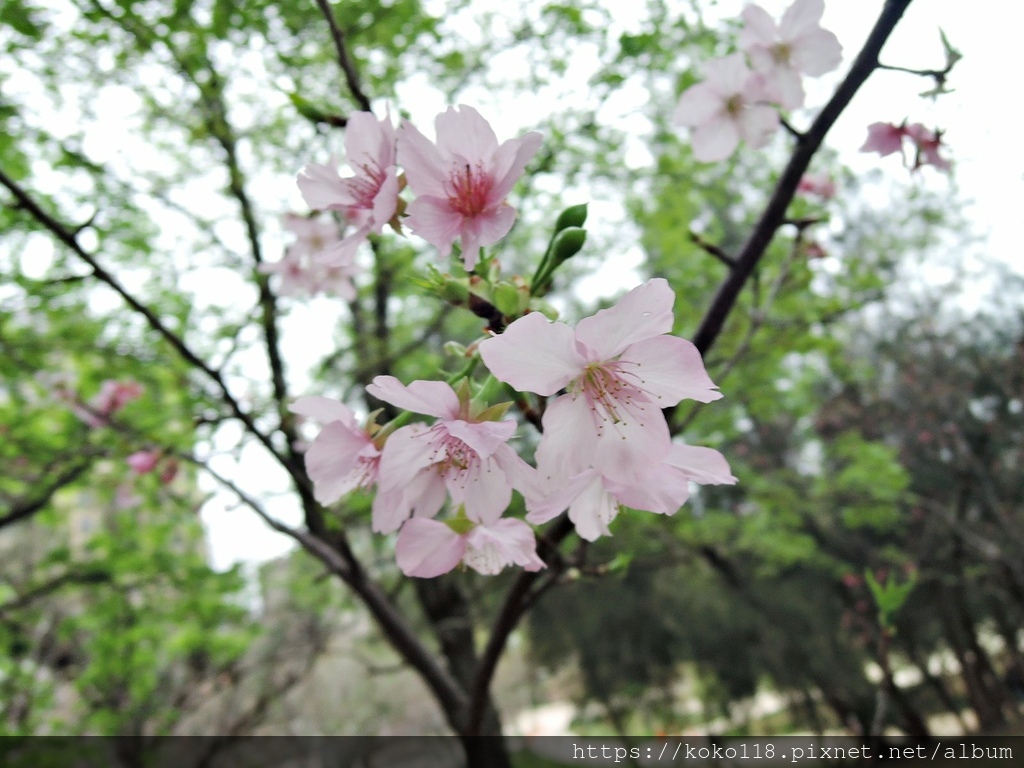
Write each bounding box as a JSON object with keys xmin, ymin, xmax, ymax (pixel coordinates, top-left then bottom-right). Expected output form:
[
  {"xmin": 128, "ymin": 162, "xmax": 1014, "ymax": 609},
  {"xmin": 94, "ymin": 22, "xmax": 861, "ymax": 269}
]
[
  {"xmin": 690, "ymin": 231, "xmax": 737, "ymax": 269},
  {"xmin": 314, "ymin": 0, "xmax": 372, "ymax": 113},
  {"xmin": 691, "ymin": 0, "xmax": 915, "ymax": 357}
]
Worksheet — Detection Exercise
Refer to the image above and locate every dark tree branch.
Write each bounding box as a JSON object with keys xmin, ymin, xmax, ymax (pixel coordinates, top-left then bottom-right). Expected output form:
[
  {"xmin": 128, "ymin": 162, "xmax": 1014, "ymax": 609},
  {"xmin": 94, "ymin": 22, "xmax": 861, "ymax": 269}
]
[
  {"xmin": 690, "ymin": 231, "xmax": 737, "ymax": 269},
  {"xmin": 0, "ymin": 459, "xmax": 94, "ymax": 530},
  {"xmin": 0, "ymin": 167, "xmax": 287, "ymax": 467},
  {"xmin": 692, "ymin": 0, "xmax": 915, "ymax": 357},
  {"xmin": 184, "ymin": 454, "xmax": 470, "ymax": 725},
  {"xmin": 314, "ymin": 0, "xmax": 373, "ymax": 113}
]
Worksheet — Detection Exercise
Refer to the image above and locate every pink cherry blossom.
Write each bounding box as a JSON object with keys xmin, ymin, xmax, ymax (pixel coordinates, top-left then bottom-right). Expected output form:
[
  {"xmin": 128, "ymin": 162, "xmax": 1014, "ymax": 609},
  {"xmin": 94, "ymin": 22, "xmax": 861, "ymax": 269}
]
[
  {"xmin": 290, "ymin": 396, "xmax": 388, "ymax": 514},
  {"xmin": 797, "ymin": 173, "xmax": 836, "ymax": 199},
  {"xmin": 905, "ymin": 123, "xmax": 951, "ymax": 172},
  {"xmin": 397, "ymin": 105, "xmax": 542, "ymax": 271},
  {"xmin": 76, "ymin": 379, "xmax": 143, "ymax": 426},
  {"xmin": 673, "ymin": 54, "xmax": 780, "ymax": 162},
  {"xmin": 739, "ymin": 0, "xmax": 842, "ymax": 109},
  {"xmin": 296, "ymin": 112, "xmax": 399, "ymax": 239},
  {"xmin": 527, "ymin": 444, "xmax": 736, "ymax": 541},
  {"xmin": 126, "ymin": 450, "xmax": 161, "ymax": 474},
  {"xmin": 365, "ymin": 376, "xmax": 534, "ymax": 532},
  {"xmin": 479, "ymin": 278, "xmax": 722, "ymax": 485},
  {"xmin": 260, "ymin": 214, "xmax": 358, "ymax": 299},
  {"xmin": 159, "ymin": 459, "xmax": 179, "ymax": 485},
  {"xmin": 860, "ymin": 122, "xmax": 907, "ymax": 157},
  {"xmin": 395, "ymin": 517, "xmax": 544, "ymax": 578}
]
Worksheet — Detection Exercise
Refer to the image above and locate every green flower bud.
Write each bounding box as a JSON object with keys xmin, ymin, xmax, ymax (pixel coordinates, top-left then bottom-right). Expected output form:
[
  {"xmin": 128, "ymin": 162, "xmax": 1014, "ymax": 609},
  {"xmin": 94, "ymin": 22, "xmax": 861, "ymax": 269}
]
[
  {"xmin": 551, "ymin": 227, "xmax": 586, "ymax": 264},
  {"xmin": 554, "ymin": 203, "xmax": 588, "ymax": 232}
]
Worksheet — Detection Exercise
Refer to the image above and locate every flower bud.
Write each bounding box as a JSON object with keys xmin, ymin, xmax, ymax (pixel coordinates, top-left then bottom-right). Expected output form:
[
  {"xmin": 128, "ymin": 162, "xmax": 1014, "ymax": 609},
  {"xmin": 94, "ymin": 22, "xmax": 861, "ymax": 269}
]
[
  {"xmin": 492, "ymin": 281, "xmax": 521, "ymax": 316},
  {"xmin": 551, "ymin": 227, "xmax": 586, "ymax": 264},
  {"xmin": 554, "ymin": 203, "xmax": 588, "ymax": 232}
]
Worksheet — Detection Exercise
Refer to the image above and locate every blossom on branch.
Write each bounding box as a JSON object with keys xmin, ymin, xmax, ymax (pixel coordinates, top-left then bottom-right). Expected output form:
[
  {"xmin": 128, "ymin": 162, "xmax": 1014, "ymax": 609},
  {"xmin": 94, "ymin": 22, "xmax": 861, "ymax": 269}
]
[
  {"xmin": 365, "ymin": 376, "xmax": 534, "ymax": 533},
  {"xmin": 739, "ymin": 0, "xmax": 843, "ymax": 109},
  {"xmin": 673, "ymin": 54, "xmax": 779, "ymax": 162},
  {"xmin": 860, "ymin": 121, "xmax": 907, "ymax": 157},
  {"xmin": 905, "ymin": 123, "xmax": 952, "ymax": 171},
  {"xmin": 126, "ymin": 450, "xmax": 161, "ymax": 474},
  {"xmin": 479, "ymin": 278, "xmax": 722, "ymax": 485},
  {"xmin": 395, "ymin": 517, "xmax": 544, "ymax": 578},
  {"xmin": 290, "ymin": 396, "xmax": 385, "ymax": 509},
  {"xmin": 260, "ymin": 214, "xmax": 357, "ymax": 298},
  {"xmin": 74, "ymin": 378, "xmax": 143, "ymax": 427},
  {"xmin": 397, "ymin": 105, "xmax": 542, "ymax": 271},
  {"xmin": 296, "ymin": 111, "xmax": 400, "ymax": 240},
  {"xmin": 526, "ymin": 445, "xmax": 737, "ymax": 541}
]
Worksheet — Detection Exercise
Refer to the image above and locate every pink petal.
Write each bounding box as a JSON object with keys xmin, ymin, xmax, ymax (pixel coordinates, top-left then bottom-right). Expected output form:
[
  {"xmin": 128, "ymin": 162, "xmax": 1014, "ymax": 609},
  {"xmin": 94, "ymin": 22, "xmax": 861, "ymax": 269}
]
[
  {"xmin": 478, "ymin": 312, "xmax": 586, "ymax": 396},
  {"xmin": 793, "ymin": 28, "xmax": 843, "ymax": 76},
  {"xmin": 567, "ymin": 473, "xmax": 620, "ymax": 541},
  {"xmin": 365, "ymin": 376, "xmax": 460, "ymax": 419},
  {"xmin": 739, "ymin": 5, "xmax": 777, "ymax": 49},
  {"xmin": 126, "ymin": 450, "xmax": 160, "ymax": 474},
  {"xmin": 434, "ymin": 105, "xmax": 500, "ymax": 164},
  {"xmin": 489, "ymin": 131, "xmax": 543, "ymax": 201},
  {"xmin": 370, "ymin": 168, "xmax": 400, "ymax": 233},
  {"xmin": 464, "ymin": 518, "xmax": 545, "ymax": 574},
  {"xmin": 372, "ymin": 471, "xmax": 448, "ymax": 533},
  {"xmin": 779, "ymin": 0, "xmax": 825, "ymax": 39},
  {"xmin": 673, "ymin": 82, "xmax": 723, "ymax": 128},
  {"xmin": 738, "ymin": 104, "xmax": 780, "ymax": 149},
  {"xmin": 395, "ymin": 518, "xmax": 466, "ymax": 578},
  {"xmin": 618, "ymin": 335, "xmax": 723, "ymax": 405},
  {"xmin": 666, "ymin": 444, "xmax": 737, "ymax": 485},
  {"xmin": 606, "ymin": 461, "xmax": 691, "ymax": 514},
  {"xmin": 397, "ymin": 121, "xmax": 448, "ymax": 198},
  {"xmin": 702, "ymin": 53, "xmax": 751, "ymax": 95},
  {"xmin": 404, "ymin": 195, "xmax": 464, "ymax": 259},
  {"xmin": 526, "ymin": 467, "xmax": 598, "ymax": 525},
  {"xmin": 305, "ymin": 421, "xmax": 375, "ymax": 505},
  {"xmin": 297, "ymin": 161, "xmax": 354, "ymax": 211},
  {"xmin": 445, "ymin": 418, "xmax": 516, "ymax": 459},
  {"xmin": 589, "ymin": 397, "xmax": 672, "ymax": 486},
  {"xmin": 376, "ymin": 423, "xmax": 438, "ymax": 491},
  {"xmin": 492, "ymin": 443, "xmax": 538, "ymax": 500},
  {"xmin": 534, "ymin": 396, "xmax": 599, "ymax": 482},
  {"xmin": 691, "ymin": 115, "xmax": 741, "ymax": 162},
  {"xmin": 459, "ymin": 205, "xmax": 518, "ymax": 270},
  {"xmin": 289, "ymin": 396, "xmax": 357, "ymax": 428},
  {"xmin": 574, "ymin": 278, "xmax": 675, "ymax": 360},
  {"xmin": 450, "ymin": 455, "xmax": 514, "ymax": 526},
  {"xmin": 860, "ymin": 122, "xmax": 905, "ymax": 156},
  {"xmin": 345, "ymin": 112, "xmax": 396, "ymax": 172}
]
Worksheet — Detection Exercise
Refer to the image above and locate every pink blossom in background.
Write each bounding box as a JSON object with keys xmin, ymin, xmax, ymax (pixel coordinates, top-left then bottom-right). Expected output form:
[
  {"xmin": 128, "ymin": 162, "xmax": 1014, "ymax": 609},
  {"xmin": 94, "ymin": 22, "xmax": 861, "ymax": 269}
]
[
  {"xmin": 479, "ymin": 278, "xmax": 721, "ymax": 485},
  {"xmin": 159, "ymin": 459, "xmax": 179, "ymax": 485},
  {"xmin": 397, "ymin": 105, "xmax": 542, "ymax": 270},
  {"xmin": 366, "ymin": 376, "xmax": 534, "ymax": 533},
  {"xmin": 289, "ymin": 396, "xmax": 385, "ymax": 511},
  {"xmin": 860, "ymin": 121, "xmax": 907, "ymax": 157},
  {"xmin": 906, "ymin": 123, "xmax": 952, "ymax": 171},
  {"xmin": 526, "ymin": 444, "xmax": 737, "ymax": 541},
  {"xmin": 126, "ymin": 450, "xmax": 161, "ymax": 474},
  {"xmin": 395, "ymin": 517, "xmax": 544, "ymax": 578},
  {"xmin": 261, "ymin": 216, "xmax": 359, "ymax": 299},
  {"xmin": 796, "ymin": 173, "xmax": 836, "ymax": 199},
  {"xmin": 77, "ymin": 379, "xmax": 143, "ymax": 426},
  {"xmin": 739, "ymin": 0, "xmax": 842, "ymax": 109},
  {"xmin": 673, "ymin": 54, "xmax": 779, "ymax": 162},
  {"xmin": 296, "ymin": 112, "xmax": 399, "ymax": 238}
]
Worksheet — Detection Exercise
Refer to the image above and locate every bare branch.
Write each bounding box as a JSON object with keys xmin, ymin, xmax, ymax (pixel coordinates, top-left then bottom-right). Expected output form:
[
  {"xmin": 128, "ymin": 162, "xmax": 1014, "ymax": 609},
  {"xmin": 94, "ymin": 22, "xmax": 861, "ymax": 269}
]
[
  {"xmin": 691, "ymin": 0, "xmax": 915, "ymax": 357},
  {"xmin": 314, "ymin": 0, "xmax": 373, "ymax": 113}
]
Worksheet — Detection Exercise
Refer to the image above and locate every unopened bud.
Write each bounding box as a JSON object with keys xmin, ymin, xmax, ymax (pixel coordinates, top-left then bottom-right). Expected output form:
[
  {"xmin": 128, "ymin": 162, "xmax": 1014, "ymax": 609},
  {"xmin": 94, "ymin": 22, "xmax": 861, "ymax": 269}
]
[
  {"xmin": 551, "ymin": 227, "xmax": 586, "ymax": 264},
  {"xmin": 554, "ymin": 203, "xmax": 588, "ymax": 232},
  {"xmin": 443, "ymin": 341, "xmax": 468, "ymax": 357}
]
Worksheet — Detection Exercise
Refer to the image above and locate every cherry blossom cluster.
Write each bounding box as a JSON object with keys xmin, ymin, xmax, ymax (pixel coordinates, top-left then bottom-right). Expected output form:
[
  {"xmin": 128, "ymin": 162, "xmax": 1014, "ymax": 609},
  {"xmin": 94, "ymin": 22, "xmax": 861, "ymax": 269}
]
[
  {"xmin": 60, "ymin": 377, "xmax": 143, "ymax": 428},
  {"xmin": 260, "ymin": 105, "xmax": 543, "ymax": 294},
  {"xmin": 673, "ymin": 0, "xmax": 842, "ymax": 161},
  {"xmin": 294, "ymin": 275, "xmax": 735, "ymax": 577},
  {"xmin": 860, "ymin": 121, "xmax": 951, "ymax": 172}
]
